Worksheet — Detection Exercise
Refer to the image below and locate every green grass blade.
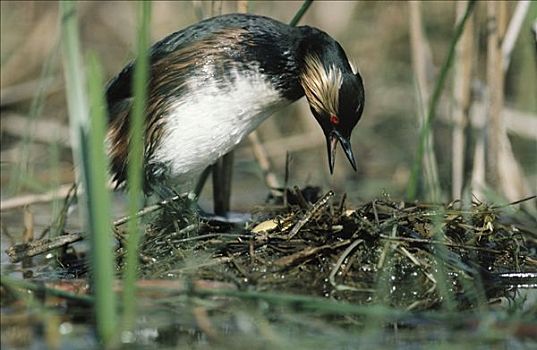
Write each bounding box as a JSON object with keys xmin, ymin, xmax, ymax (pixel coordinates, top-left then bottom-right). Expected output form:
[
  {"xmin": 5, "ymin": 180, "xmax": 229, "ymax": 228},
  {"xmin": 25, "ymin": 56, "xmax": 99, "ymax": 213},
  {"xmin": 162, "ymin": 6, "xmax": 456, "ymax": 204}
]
[
  {"xmin": 122, "ymin": 0, "xmax": 152, "ymax": 331},
  {"xmin": 289, "ymin": 0, "xmax": 313, "ymax": 27},
  {"xmin": 59, "ymin": 0, "xmax": 88, "ymax": 212},
  {"xmin": 86, "ymin": 53, "xmax": 118, "ymax": 344},
  {"xmin": 60, "ymin": 1, "xmax": 117, "ymax": 344}
]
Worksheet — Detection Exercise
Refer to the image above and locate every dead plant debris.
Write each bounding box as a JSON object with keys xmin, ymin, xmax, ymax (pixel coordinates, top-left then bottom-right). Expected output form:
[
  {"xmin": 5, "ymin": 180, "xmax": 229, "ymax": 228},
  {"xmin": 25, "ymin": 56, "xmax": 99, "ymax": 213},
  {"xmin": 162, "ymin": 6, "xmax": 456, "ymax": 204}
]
[
  {"xmin": 4, "ymin": 188, "xmax": 536, "ymax": 311},
  {"xmin": 132, "ymin": 188, "xmax": 536, "ymax": 311}
]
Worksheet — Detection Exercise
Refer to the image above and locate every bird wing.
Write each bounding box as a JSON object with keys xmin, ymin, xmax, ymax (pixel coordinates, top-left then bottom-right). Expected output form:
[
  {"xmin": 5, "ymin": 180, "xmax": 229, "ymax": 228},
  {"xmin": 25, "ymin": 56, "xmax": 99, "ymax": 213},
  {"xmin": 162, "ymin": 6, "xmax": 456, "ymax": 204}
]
[
  {"xmin": 104, "ymin": 14, "xmax": 296, "ymax": 189},
  {"xmin": 105, "ymin": 13, "xmax": 293, "ymax": 113}
]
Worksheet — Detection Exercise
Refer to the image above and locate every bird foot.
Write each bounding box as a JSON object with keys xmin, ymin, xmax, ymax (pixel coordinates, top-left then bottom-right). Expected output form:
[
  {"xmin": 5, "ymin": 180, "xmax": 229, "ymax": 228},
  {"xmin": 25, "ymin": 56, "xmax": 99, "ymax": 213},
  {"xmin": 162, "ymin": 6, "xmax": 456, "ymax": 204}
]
[{"xmin": 199, "ymin": 210, "xmax": 252, "ymax": 224}]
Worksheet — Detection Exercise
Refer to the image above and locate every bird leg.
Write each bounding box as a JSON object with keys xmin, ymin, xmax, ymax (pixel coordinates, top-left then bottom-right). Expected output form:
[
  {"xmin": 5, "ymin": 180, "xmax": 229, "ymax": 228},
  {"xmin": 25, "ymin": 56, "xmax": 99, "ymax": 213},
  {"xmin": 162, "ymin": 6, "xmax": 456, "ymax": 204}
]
[{"xmin": 212, "ymin": 151, "xmax": 234, "ymax": 216}]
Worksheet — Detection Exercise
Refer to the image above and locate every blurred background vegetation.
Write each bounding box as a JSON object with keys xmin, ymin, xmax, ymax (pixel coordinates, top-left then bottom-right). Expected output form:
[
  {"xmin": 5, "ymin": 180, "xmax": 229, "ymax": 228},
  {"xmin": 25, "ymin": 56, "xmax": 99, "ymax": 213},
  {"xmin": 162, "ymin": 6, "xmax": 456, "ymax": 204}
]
[
  {"xmin": 1, "ymin": 1, "xmax": 535, "ymax": 215},
  {"xmin": 1, "ymin": 2, "xmax": 536, "ymax": 348}
]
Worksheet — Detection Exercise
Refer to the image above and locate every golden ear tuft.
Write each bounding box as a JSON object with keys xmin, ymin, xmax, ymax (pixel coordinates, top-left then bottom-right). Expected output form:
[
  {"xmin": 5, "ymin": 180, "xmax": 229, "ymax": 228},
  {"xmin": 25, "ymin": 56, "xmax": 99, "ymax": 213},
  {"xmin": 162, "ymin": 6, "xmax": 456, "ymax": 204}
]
[{"xmin": 300, "ymin": 54, "xmax": 343, "ymax": 117}]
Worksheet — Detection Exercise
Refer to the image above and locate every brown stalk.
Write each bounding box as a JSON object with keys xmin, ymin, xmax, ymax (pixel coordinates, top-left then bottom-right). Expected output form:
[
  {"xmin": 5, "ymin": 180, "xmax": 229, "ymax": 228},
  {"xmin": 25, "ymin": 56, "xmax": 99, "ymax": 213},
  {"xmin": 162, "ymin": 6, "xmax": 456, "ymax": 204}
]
[
  {"xmin": 438, "ymin": 104, "xmax": 537, "ymax": 140},
  {"xmin": 287, "ymin": 190, "xmax": 334, "ymax": 239},
  {"xmin": 408, "ymin": 1, "xmax": 441, "ymax": 202},
  {"xmin": 502, "ymin": 1, "xmax": 531, "ymax": 72},
  {"xmin": 248, "ymin": 131, "xmax": 282, "ymax": 194},
  {"xmin": 486, "ymin": 2, "xmax": 532, "ymax": 204},
  {"xmin": 470, "ymin": 99, "xmax": 486, "ymax": 198},
  {"xmin": 21, "ymin": 207, "xmax": 35, "ymax": 269},
  {"xmin": 274, "ymin": 239, "xmax": 351, "ymax": 267},
  {"xmin": 451, "ymin": 1, "xmax": 474, "ymax": 200},
  {"xmin": 0, "ymin": 77, "xmax": 63, "ymax": 107},
  {"xmin": 5, "ymin": 232, "xmax": 84, "ymax": 263},
  {"xmin": 0, "ymin": 184, "xmax": 75, "ymax": 212},
  {"xmin": 486, "ymin": 1, "xmax": 507, "ymax": 189},
  {"xmin": 1, "ymin": 113, "xmax": 71, "ymax": 148}
]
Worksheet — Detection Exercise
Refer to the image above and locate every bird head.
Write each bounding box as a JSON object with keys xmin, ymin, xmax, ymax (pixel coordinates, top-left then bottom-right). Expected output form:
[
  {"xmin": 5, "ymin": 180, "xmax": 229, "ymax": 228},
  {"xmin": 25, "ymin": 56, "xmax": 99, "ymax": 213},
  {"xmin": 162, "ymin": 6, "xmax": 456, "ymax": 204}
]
[{"xmin": 298, "ymin": 40, "xmax": 365, "ymax": 174}]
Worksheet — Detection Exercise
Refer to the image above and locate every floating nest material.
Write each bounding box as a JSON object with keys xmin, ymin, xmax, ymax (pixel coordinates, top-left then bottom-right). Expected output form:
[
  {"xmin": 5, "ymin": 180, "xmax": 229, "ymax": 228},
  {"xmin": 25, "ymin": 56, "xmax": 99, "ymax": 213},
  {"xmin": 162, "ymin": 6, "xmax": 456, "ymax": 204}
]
[
  {"xmin": 134, "ymin": 187, "xmax": 536, "ymax": 311},
  {"xmin": 3, "ymin": 187, "xmax": 536, "ymax": 348}
]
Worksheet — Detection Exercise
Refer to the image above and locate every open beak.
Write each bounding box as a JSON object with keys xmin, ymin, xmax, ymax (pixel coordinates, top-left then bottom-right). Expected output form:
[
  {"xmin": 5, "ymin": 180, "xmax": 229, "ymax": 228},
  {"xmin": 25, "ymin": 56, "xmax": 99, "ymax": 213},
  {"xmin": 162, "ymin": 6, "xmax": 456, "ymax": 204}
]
[{"xmin": 326, "ymin": 130, "xmax": 357, "ymax": 174}]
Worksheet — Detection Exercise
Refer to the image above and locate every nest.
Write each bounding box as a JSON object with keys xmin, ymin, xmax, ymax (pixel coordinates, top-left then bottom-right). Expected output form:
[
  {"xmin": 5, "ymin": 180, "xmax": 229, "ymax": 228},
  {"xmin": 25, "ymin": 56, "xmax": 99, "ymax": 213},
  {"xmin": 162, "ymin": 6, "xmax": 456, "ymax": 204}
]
[{"xmin": 135, "ymin": 187, "xmax": 536, "ymax": 311}]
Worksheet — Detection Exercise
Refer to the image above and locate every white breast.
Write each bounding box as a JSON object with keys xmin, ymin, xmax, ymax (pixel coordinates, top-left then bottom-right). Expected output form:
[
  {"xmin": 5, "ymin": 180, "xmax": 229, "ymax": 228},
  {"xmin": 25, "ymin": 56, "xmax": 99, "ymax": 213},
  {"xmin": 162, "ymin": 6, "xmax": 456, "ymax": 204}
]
[{"xmin": 151, "ymin": 69, "xmax": 291, "ymax": 183}]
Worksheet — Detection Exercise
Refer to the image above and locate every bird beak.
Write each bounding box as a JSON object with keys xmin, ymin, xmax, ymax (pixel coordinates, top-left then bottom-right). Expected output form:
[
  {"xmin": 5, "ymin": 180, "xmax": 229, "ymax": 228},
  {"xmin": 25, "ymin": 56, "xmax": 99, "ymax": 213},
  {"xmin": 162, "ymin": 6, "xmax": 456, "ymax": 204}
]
[{"xmin": 327, "ymin": 130, "xmax": 357, "ymax": 174}]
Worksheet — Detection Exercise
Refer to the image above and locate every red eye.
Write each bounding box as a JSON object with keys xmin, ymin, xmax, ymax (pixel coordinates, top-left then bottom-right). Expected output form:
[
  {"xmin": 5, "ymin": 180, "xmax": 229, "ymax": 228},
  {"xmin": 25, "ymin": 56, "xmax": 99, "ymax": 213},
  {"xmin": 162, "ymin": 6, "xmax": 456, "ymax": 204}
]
[{"xmin": 330, "ymin": 115, "xmax": 340, "ymax": 125}]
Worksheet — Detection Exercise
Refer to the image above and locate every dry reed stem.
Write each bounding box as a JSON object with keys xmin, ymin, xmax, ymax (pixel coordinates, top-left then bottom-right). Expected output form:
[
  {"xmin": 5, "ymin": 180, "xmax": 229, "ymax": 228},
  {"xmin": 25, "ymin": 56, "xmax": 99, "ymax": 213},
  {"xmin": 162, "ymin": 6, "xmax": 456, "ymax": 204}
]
[
  {"xmin": 5, "ymin": 232, "xmax": 84, "ymax": 263},
  {"xmin": 486, "ymin": 1, "xmax": 506, "ymax": 188},
  {"xmin": 274, "ymin": 239, "xmax": 350, "ymax": 267},
  {"xmin": 1, "ymin": 113, "xmax": 71, "ymax": 147},
  {"xmin": 0, "ymin": 77, "xmax": 62, "ymax": 107},
  {"xmin": 0, "ymin": 184, "xmax": 74, "ymax": 211},
  {"xmin": 22, "ymin": 207, "xmax": 34, "ymax": 245},
  {"xmin": 409, "ymin": 2, "xmax": 433, "ymax": 106},
  {"xmin": 471, "ymin": 101, "xmax": 487, "ymax": 198},
  {"xmin": 287, "ymin": 190, "xmax": 334, "ymax": 239},
  {"xmin": 408, "ymin": 1, "xmax": 441, "ymax": 201},
  {"xmin": 248, "ymin": 132, "xmax": 281, "ymax": 193},
  {"xmin": 440, "ymin": 104, "xmax": 537, "ymax": 140},
  {"xmin": 497, "ymin": 133, "xmax": 534, "ymax": 202},
  {"xmin": 328, "ymin": 239, "xmax": 367, "ymax": 291},
  {"xmin": 502, "ymin": 1, "xmax": 531, "ymax": 72},
  {"xmin": 486, "ymin": 2, "xmax": 532, "ymax": 203},
  {"xmin": 22, "ymin": 207, "xmax": 35, "ymax": 268},
  {"xmin": 451, "ymin": 1, "xmax": 474, "ymax": 200}
]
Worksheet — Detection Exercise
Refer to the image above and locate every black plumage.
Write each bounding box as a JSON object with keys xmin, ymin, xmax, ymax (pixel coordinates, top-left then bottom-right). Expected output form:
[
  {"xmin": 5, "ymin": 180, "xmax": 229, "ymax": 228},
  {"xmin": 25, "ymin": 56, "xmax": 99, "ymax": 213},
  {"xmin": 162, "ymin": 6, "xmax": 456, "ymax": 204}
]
[{"xmin": 105, "ymin": 13, "xmax": 365, "ymax": 190}]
